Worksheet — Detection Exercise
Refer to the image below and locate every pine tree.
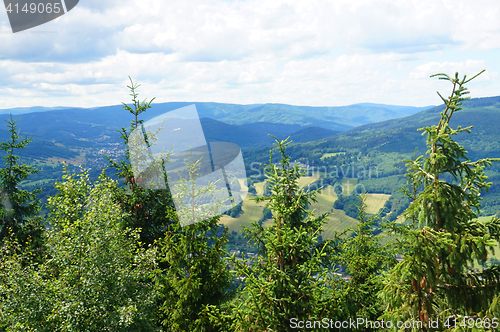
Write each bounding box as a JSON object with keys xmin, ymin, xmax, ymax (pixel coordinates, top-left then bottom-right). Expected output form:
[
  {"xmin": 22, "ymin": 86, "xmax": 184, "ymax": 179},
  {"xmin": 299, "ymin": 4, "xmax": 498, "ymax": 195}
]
[
  {"xmin": 105, "ymin": 77, "xmax": 177, "ymax": 246},
  {"xmin": 338, "ymin": 194, "xmax": 395, "ymax": 327},
  {"xmin": 227, "ymin": 137, "xmax": 340, "ymax": 331},
  {"xmin": 0, "ymin": 115, "xmax": 44, "ymax": 251},
  {"xmin": 380, "ymin": 70, "xmax": 500, "ymax": 330},
  {"xmin": 155, "ymin": 151, "xmax": 233, "ymax": 332}
]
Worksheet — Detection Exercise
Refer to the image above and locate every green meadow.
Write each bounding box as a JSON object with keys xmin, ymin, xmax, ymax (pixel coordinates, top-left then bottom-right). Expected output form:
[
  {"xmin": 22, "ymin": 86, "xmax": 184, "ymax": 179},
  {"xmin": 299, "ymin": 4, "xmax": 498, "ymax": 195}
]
[{"xmin": 220, "ymin": 181, "xmax": 391, "ymax": 239}]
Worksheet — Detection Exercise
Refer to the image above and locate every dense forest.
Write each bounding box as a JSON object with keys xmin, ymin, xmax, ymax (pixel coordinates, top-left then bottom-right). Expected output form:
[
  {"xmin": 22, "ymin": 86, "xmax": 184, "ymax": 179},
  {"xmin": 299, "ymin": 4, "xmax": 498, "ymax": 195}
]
[{"xmin": 2, "ymin": 71, "xmax": 500, "ymax": 331}]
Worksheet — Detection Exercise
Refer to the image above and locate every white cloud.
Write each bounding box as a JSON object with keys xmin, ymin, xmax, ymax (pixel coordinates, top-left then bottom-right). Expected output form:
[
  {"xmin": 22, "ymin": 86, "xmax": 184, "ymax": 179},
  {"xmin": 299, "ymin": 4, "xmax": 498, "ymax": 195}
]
[
  {"xmin": 410, "ymin": 60, "xmax": 487, "ymax": 80},
  {"xmin": 0, "ymin": 0, "xmax": 499, "ymax": 109}
]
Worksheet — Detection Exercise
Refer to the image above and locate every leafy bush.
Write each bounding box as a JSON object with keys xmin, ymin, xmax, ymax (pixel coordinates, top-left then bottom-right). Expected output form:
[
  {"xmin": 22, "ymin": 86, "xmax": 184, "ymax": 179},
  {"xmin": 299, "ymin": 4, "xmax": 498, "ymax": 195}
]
[{"xmin": 0, "ymin": 170, "xmax": 158, "ymax": 331}]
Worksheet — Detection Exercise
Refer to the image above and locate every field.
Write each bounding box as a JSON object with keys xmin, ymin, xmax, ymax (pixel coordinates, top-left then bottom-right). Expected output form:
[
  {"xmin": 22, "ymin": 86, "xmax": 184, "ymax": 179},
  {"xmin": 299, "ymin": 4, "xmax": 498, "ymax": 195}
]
[
  {"xmin": 310, "ymin": 187, "xmax": 389, "ymax": 239},
  {"xmin": 341, "ymin": 177, "xmax": 358, "ymax": 196},
  {"xmin": 364, "ymin": 193, "xmax": 391, "ymax": 214},
  {"xmin": 297, "ymin": 176, "xmax": 320, "ymax": 188},
  {"xmin": 221, "ymin": 177, "xmax": 320, "ymax": 232},
  {"xmin": 219, "ymin": 196, "xmax": 267, "ymax": 233},
  {"xmin": 254, "ymin": 182, "xmax": 264, "ymax": 195},
  {"xmin": 309, "ymin": 185, "xmax": 359, "ymax": 238},
  {"xmin": 42, "ymin": 148, "xmax": 87, "ymax": 166},
  {"xmin": 20, "ymin": 179, "xmax": 54, "ymax": 187},
  {"xmin": 320, "ymin": 152, "xmax": 345, "ymax": 160},
  {"xmin": 220, "ymin": 181, "xmax": 390, "ymax": 239}
]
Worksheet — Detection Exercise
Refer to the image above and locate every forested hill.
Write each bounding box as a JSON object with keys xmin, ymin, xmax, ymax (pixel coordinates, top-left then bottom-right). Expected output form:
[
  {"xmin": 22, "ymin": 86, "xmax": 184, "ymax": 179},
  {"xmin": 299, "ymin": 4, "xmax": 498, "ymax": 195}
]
[
  {"xmin": 283, "ymin": 95, "xmax": 500, "ymax": 160},
  {"xmin": 0, "ymin": 101, "xmax": 433, "ymax": 132},
  {"xmin": 241, "ymin": 95, "xmax": 500, "ymax": 217},
  {"xmin": 0, "ymin": 100, "xmax": 433, "ymax": 159}
]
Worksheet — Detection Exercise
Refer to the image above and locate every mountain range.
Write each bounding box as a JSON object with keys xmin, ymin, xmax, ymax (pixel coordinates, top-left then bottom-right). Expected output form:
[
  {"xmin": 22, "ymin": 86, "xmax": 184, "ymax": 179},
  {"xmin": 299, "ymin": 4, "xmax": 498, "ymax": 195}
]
[
  {"xmin": 0, "ymin": 102, "xmax": 433, "ymax": 132},
  {"xmin": 234, "ymin": 95, "xmax": 500, "ymax": 218},
  {"xmin": 3, "ymin": 95, "xmax": 500, "ymax": 219},
  {"xmin": 314, "ymin": 95, "xmax": 500, "ymax": 159},
  {"xmin": 0, "ymin": 101, "xmax": 434, "ymax": 157}
]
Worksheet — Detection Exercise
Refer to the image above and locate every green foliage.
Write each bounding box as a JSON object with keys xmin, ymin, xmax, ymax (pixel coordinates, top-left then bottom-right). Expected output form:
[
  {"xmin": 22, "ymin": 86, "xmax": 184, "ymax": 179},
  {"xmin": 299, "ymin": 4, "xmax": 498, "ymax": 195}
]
[
  {"xmin": 231, "ymin": 203, "xmax": 243, "ymax": 218},
  {"xmin": 0, "ymin": 235, "xmax": 52, "ymax": 331},
  {"xmin": 337, "ymin": 195, "xmax": 395, "ymax": 325},
  {"xmin": 155, "ymin": 151, "xmax": 233, "ymax": 332},
  {"xmin": 380, "ymin": 70, "xmax": 500, "ymax": 330},
  {"xmin": 122, "ymin": 76, "xmax": 156, "ymax": 130},
  {"xmin": 263, "ymin": 181, "xmax": 271, "ymax": 197},
  {"xmin": 334, "ymin": 194, "xmax": 363, "ymax": 219},
  {"xmin": 224, "ymin": 202, "xmax": 243, "ymax": 218},
  {"xmin": 0, "ymin": 170, "xmax": 158, "ymax": 331},
  {"xmin": 247, "ymin": 183, "xmax": 257, "ymax": 195},
  {"xmin": 227, "ymin": 137, "xmax": 340, "ymax": 331},
  {"xmin": 106, "ymin": 78, "xmax": 177, "ymax": 246},
  {"xmin": 385, "ymin": 191, "xmax": 411, "ymax": 222},
  {"xmin": 0, "ymin": 115, "xmax": 44, "ymax": 252},
  {"xmin": 258, "ymin": 207, "xmax": 272, "ymax": 226},
  {"xmin": 6, "ymin": 71, "xmax": 500, "ymax": 331}
]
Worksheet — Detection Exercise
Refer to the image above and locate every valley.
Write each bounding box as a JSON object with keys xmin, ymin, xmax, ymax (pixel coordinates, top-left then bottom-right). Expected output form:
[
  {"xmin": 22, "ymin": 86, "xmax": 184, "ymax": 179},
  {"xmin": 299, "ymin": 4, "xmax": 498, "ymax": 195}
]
[{"xmin": 3, "ymin": 96, "xmax": 500, "ymax": 254}]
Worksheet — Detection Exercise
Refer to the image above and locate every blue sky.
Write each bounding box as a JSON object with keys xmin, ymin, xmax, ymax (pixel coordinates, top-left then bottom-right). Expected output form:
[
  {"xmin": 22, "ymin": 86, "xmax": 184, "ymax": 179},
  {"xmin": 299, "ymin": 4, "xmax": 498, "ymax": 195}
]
[{"xmin": 0, "ymin": 0, "xmax": 499, "ymax": 109}]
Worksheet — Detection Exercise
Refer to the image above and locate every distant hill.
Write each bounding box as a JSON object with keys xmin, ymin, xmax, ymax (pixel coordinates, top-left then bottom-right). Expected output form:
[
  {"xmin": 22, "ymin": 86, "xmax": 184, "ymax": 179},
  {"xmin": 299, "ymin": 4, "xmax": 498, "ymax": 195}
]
[
  {"xmin": 252, "ymin": 95, "xmax": 500, "ymax": 161},
  {"xmin": 0, "ymin": 101, "xmax": 432, "ymax": 159},
  {"xmin": 239, "ymin": 95, "xmax": 500, "ymax": 217},
  {"xmin": 243, "ymin": 95, "xmax": 500, "ymax": 179},
  {"xmin": 0, "ymin": 101, "xmax": 434, "ymax": 132},
  {"xmin": 0, "ymin": 106, "xmax": 80, "ymax": 115},
  {"xmin": 336, "ymin": 95, "xmax": 500, "ymax": 159},
  {"xmin": 288, "ymin": 126, "xmax": 340, "ymax": 143},
  {"xmin": 201, "ymin": 118, "xmax": 340, "ymax": 149}
]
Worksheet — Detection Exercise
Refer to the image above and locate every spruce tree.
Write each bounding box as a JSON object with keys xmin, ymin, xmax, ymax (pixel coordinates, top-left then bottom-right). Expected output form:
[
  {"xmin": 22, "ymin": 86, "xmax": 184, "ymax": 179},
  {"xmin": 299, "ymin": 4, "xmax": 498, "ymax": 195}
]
[
  {"xmin": 0, "ymin": 115, "xmax": 44, "ymax": 251},
  {"xmin": 105, "ymin": 77, "xmax": 177, "ymax": 246},
  {"xmin": 227, "ymin": 137, "xmax": 340, "ymax": 331},
  {"xmin": 338, "ymin": 194, "xmax": 395, "ymax": 327},
  {"xmin": 107, "ymin": 78, "xmax": 233, "ymax": 330},
  {"xmin": 155, "ymin": 151, "xmax": 233, "ymax": 332},
  {"xmin": 380, "ymin": 70, "xmax": 500, "ymax": 331}
]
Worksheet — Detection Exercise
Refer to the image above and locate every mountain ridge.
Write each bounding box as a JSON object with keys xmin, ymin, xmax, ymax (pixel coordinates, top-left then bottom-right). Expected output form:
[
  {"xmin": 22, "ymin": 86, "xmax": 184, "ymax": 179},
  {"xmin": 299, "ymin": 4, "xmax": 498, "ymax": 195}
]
[
  {"xmin": 277, "ymin": 95, "xmax": 500, "ymax": 162},
  {"xmin": 0, "ymin": 101, "xmax": 434, "ymax": 132}
]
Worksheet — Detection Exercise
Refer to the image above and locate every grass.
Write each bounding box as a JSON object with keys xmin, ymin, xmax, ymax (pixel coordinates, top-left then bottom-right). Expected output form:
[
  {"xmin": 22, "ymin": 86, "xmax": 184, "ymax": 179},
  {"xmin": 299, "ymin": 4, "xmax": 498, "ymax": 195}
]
[
  {"xmin": 238, "ymin": 179, "xmax": 248, "ymax": 193},
  {"xmin": 309, "ymin": 185, "xmax": 359, "ymax": 239},
  {"xmin": 254, "ymin": 182, "xmax": 264, "ymax": 196},
  {"xmin": 308, "ymin": 186, "xmax": 337, "ymax": 219},
  {"xmin": 321, "ymin": 210, "xmax": 359, "ymax": 239},
  {"xmin": 223, "ymin": 177, "xmax": 321, "ymax": 233},
  {"xmin": 220, "ymin": 181, "xmax": 358, "ymax": 237},
  {"xmin": 20, "ymin": 179, "xmax": 54, "ymax": 187},
  {"xmin": 364, "ymin": 193, "xmax": 391, "ymax": 214},
  {"xmin": 313, "ymin": 185, "xmax": 338, "ymax": 205},
  {"xmin": 45, "ymin": 155, "xmax": 86, "ymax": 166},
  {"xmin": 219, "ymin": 196, "xmax": 267, "ymax": 233},
  {"xmin": 262, "ymin": 218, "xmax": 274, "ymax": 228},
  {"xmin": 477, "ymin": 216, "xmax": 494, "ymax": 223},
  {"xmin": 320, "ymin": 152, "xmax": 345, "ymax": 160},
  {"xmin": 220, "ymin": 181, "xmax": 388, "ymax": 240},
  {"xmin": 254, "ymin": 176, "xmax": 319, "ymax": 194},
  {"xmin": 297, "ymin": 176, "xmax": 320, "ymax": 189},
  {"xmin": 341, "ymin": 177, "xmax": 358, "ymax": 196}
]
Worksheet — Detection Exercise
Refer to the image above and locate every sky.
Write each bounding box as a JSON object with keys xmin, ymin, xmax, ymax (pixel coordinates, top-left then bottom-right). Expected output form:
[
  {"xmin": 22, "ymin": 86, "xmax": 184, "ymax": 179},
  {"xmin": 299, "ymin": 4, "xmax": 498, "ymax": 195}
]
[{"xmin": 0, "ymin": 0, "xmax": 499, "ymax": 109}]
